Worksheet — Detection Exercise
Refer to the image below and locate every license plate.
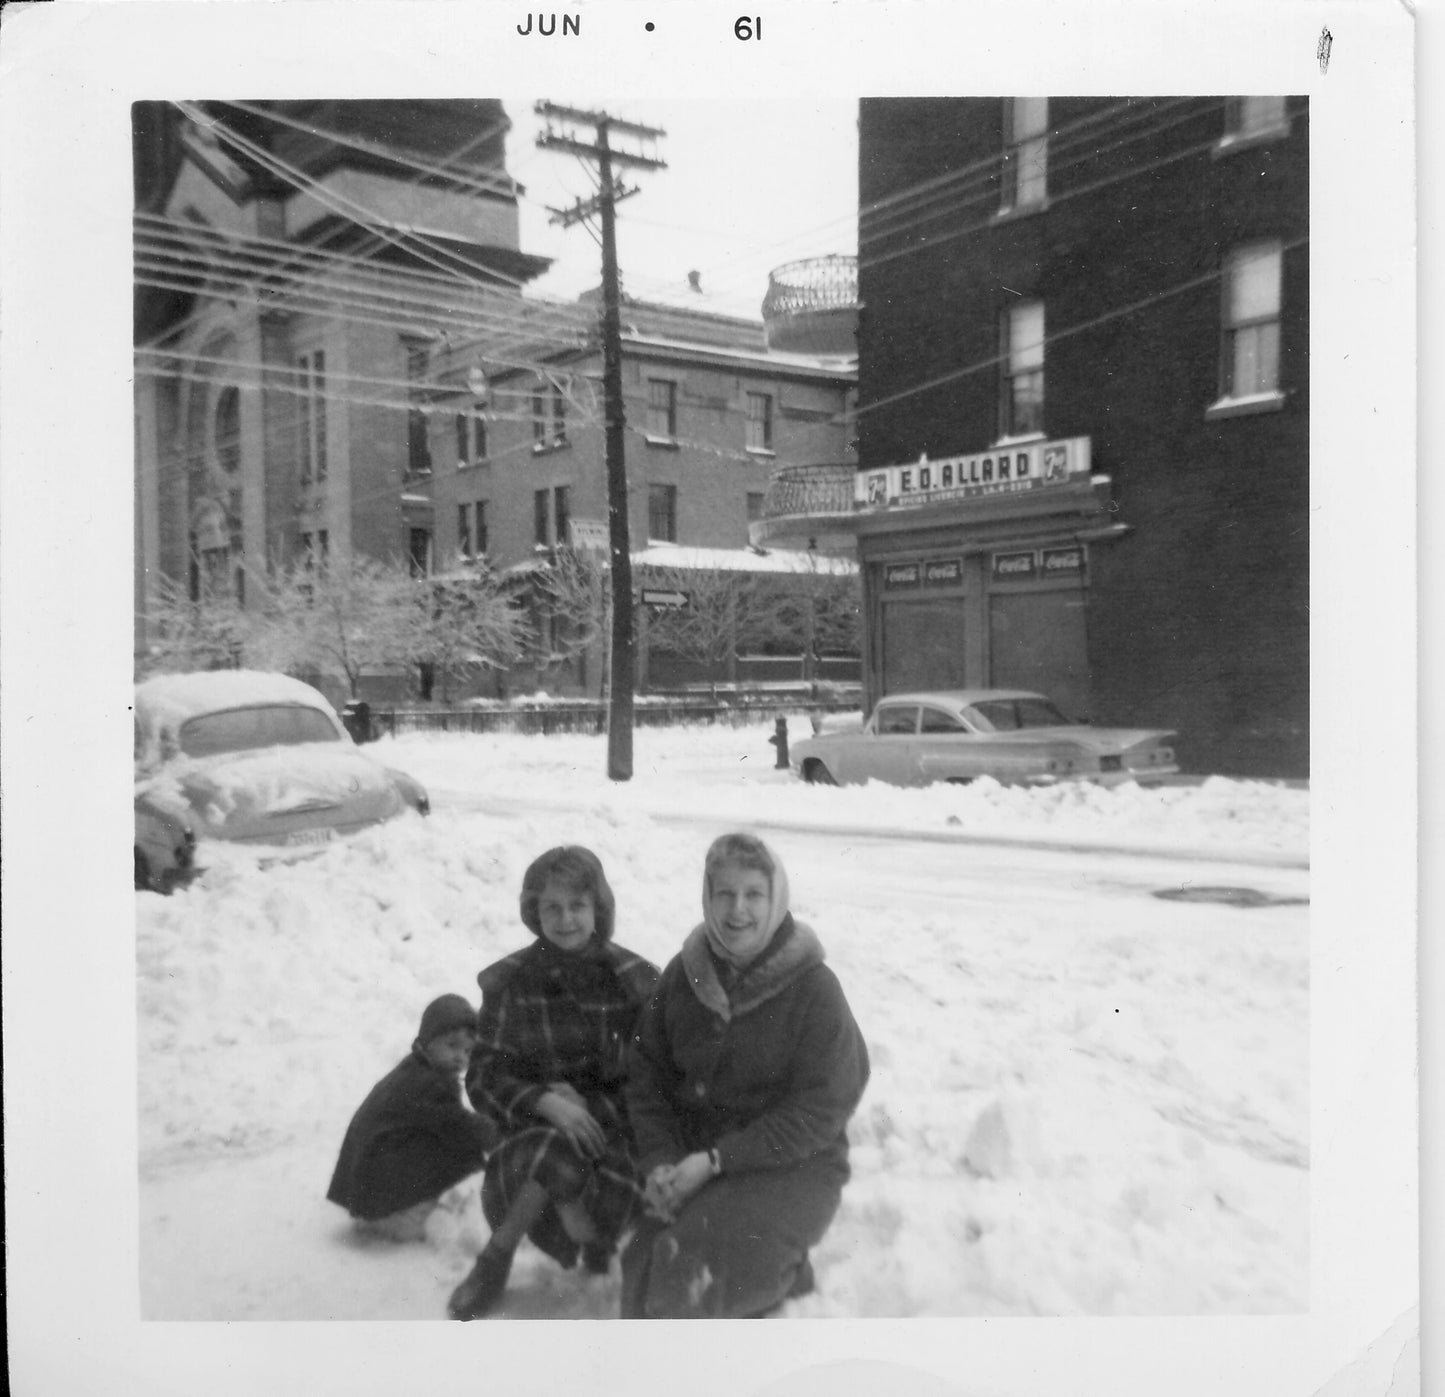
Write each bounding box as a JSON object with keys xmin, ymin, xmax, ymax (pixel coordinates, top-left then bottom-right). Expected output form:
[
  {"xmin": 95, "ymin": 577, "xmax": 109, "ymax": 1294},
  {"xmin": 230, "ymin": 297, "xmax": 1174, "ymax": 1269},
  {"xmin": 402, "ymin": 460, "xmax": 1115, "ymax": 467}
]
[{"xmin": 286, "ymin": 827, "xmax": 335, "ymax": 848}]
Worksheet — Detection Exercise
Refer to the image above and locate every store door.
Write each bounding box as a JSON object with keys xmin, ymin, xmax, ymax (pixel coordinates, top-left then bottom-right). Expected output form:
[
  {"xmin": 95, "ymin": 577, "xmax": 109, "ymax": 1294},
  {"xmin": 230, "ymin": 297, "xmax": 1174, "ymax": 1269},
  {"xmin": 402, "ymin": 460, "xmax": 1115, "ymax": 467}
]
[
  {"xmin": 882, "ymin": 599, "xmax": 969, "ymax": 694},
  {"xmin": 988, "ymin": 588, "xmax": 1092, "ymax": 720}
]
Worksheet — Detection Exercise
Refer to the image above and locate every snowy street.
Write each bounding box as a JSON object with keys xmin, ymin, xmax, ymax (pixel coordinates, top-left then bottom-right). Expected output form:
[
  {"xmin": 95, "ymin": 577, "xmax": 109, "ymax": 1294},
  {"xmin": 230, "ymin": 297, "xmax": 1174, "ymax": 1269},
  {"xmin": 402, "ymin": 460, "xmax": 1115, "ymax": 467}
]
[{"xmin": 136, "ymin": 720, "xmax": 1309, "ymax": 1320}]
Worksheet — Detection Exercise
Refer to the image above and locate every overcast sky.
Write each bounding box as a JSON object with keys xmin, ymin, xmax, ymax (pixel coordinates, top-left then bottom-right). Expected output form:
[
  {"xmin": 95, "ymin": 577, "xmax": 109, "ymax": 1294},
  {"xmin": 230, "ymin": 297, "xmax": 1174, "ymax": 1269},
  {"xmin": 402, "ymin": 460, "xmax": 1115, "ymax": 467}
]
[{"xmin": 501, "ymin": 98, "xmax": 860, "ymax": 319}]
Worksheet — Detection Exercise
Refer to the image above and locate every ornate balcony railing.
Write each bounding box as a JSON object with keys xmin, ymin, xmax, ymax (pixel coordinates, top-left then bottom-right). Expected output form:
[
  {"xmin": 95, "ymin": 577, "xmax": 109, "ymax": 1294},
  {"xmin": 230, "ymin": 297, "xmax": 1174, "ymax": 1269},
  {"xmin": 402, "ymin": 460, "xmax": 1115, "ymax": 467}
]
[
  {"xmin": 750, "ymin": 462, "xmax": 859, "ymax": 551},
  {"xmin": 761, "ymin": 255, "xmax": 859, "ymax": 357}
]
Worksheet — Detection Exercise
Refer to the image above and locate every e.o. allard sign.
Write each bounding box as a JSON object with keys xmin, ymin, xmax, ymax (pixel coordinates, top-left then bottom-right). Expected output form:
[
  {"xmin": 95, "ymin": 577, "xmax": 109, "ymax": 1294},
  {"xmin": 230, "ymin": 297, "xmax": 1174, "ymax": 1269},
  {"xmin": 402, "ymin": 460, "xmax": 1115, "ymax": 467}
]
[{"xmin": 860, "ymin": 436, "xmax": 1091, "ymax": 510}]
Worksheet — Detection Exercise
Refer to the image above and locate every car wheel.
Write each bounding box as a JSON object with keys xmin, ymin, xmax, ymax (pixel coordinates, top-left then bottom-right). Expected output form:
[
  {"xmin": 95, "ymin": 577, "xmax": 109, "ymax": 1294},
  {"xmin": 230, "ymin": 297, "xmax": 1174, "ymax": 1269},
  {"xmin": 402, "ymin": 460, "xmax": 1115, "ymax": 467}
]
[
  {"xmin": 803, "ymin": 759, "xmax": 838, "ymax": 786},
  {"xmin": 134, "ymin": 848, "xmax": 152, "ymax": 891},
  {"xmin": 945, "ymin": 777, "xmax": 976, "ymax": 787}
]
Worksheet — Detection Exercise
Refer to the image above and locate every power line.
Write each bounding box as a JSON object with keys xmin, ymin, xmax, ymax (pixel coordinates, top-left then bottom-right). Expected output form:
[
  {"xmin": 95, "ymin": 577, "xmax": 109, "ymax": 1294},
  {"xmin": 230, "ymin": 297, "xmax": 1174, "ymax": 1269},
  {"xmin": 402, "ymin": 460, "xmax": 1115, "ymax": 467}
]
[{"xmin": 852, "ymin": 234, "xmax": 1310, "ymax": 421}]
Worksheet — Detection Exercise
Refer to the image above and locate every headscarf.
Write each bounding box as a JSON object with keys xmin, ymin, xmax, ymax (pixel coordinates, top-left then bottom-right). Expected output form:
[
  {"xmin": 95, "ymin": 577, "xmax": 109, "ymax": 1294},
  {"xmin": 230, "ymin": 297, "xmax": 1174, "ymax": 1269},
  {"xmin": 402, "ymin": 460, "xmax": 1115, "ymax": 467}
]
[
  {"xmin": 518, "ymin": 845, "xmax": 616, "ymax": 943},
  {"xmin": 700, "ymin": 832, "xmax": 791, "ymax": 969}
]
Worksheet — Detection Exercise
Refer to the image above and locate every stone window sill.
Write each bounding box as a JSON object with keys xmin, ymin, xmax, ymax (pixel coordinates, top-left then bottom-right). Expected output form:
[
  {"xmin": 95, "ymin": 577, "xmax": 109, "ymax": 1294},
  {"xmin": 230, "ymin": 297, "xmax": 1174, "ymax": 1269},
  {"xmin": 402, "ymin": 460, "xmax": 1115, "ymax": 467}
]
[
  {"xmin": 644, "ymin": 435, "xmax": 681, "ymax": 451},
  {"xmin": 1212, "ymin": 126, "xmax": 1291, "ymax": 159},
  {"xmin": 992, "ymin": 199, "xmax": 1050, "ymax": 225},
  {"xmin": 1204, "ymin": 391, "xmax": 1286, "ymax": 421}
]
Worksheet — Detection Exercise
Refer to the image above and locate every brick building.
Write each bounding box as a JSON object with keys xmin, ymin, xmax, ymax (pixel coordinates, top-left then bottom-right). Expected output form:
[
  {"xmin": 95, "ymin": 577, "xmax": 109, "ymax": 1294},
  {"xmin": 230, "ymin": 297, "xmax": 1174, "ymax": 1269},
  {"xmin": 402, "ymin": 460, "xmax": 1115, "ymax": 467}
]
[
  {"xmin": 132, "ymin": 99, "xmax": 554, "ymax": 659},
  {"xmin": 418, "ymin": 292, "xmax": 856, "ymax": 695},
  {"xmin": 838, "ymin": 97, "xmax": 1309, "ymax": 778},
  {"xmin": 133, "ymin": 100, "xmax": 856, "ymax": 698}
]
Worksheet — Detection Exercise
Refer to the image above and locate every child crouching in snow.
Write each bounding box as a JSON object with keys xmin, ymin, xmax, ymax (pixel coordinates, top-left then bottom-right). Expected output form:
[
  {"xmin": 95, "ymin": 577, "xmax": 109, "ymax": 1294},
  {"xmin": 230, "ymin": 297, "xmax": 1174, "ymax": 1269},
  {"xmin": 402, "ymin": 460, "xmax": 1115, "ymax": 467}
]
[
  {"xmin": 327, "ymin": 994, "xmax": 496, "ymax": 1242},
  {"xmin": 447, "ymin": 846, "xmax": 660, "ymax": 1321}
]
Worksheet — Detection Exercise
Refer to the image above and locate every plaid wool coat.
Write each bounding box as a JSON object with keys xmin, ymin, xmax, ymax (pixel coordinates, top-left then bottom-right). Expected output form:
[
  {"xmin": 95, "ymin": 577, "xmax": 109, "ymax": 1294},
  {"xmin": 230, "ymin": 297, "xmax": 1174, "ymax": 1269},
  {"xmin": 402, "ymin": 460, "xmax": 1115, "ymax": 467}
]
[{"xmin": 466, "ymin": 937, "xmax": 660, "ymax": 1262}]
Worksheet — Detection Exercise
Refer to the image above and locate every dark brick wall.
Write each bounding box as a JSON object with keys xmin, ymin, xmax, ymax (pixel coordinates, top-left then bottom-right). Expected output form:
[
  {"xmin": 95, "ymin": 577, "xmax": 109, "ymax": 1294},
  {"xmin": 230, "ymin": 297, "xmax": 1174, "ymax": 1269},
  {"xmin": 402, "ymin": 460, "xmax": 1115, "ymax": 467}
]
[{"xmin": 857, "ymin": 97, "xmax": 1308, "ymax": 777}]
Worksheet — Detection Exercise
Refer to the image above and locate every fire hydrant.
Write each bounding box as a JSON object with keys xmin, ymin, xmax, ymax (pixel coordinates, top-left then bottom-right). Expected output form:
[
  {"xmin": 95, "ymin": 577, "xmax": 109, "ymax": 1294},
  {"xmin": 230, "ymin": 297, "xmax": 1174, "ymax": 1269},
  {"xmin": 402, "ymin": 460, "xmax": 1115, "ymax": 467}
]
[{"xmin": 768, "ymin": 715, "xmax": 790, "ymax": 769}]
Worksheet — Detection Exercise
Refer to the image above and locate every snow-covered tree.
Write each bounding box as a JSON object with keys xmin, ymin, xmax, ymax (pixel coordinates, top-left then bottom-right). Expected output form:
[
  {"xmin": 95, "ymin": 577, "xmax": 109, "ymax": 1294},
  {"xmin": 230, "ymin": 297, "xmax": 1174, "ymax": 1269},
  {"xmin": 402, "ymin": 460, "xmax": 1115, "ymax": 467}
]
[
  {"xmin": 248, "ymin": 555, "xmax": 417, "ymax": 698},
  {"xmin": 137, "ymin": 574, "xmax": 250, "ymax": 678},
  {"xmin": 407, "ymin": 560, "xmax": 532, "ymax": 702}
]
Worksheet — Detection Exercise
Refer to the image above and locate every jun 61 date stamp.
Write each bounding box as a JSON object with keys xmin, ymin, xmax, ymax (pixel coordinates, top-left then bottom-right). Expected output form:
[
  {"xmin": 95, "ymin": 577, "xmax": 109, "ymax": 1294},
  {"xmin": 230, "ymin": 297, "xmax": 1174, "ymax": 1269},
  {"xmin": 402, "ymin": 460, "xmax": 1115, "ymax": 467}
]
[{"xmin": 513, "ymin": 13, "xmax": 764, "ymax": 38}]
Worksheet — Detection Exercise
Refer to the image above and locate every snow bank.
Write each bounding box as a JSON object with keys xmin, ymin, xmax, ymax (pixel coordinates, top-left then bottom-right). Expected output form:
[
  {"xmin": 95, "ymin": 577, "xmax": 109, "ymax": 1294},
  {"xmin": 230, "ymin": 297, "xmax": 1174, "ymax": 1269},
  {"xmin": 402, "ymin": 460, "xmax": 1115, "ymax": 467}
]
[{"xmin": 136, "ymin": 722, "xmax": 1309, "ymax": 1319}]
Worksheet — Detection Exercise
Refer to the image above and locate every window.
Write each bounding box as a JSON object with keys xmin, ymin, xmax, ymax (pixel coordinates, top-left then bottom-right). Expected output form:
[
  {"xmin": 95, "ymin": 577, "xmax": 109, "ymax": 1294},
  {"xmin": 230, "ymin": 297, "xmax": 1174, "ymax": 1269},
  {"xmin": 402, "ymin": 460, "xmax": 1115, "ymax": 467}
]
[
  {"xmin": 297, "ymin": 350, "xmax": 328, "ymax": 483},
  {"xmin": 999, "ymin": 300, "xmax": 1045, "ymax": 437},
  {"xmin": 534, "ymin": 488, "xmax": 551, "ymax": 547},
  {"xmin": 967, "ymin": 696, "xmax": 1077, "ymax": 731},
  {"xmin": 920, "ymin": 707, "xmax": 968, "ymax": 734},
  {"xmin": 1221, "ymin": 243, "xmax": 1282, "ymax": 398},
  {"xmin": 458, "ymin": 503, "xmax": 472, "ymax": 560},
  {"xmin": 455, "ymin": 403, "xmax": 488, "ymax": 468},
  {"xmin": 551, "ymin": 385, "xmax": 567, "ymax": 445},
  {"xmin": 408, "ymin": 527, "xmax": 432, "ymax": 578},
  {"xmin": 553, "ymin": 486, "xmax": 571, "ymax": 549},
  {"xmin": 405, "ymin": 343, "xmax": 431, "ymax": 477},
  {"xmin": 648, "ymin": 483, "xmax": 677, "ymax": 543},
  {"xmin": 647, "ymin": 379, "xmax": 678, "ymax": 439},
  {"xmin": 215, "ymin": 385, "xmax": 240, "ymax": 475},
  {"xmin": 745, "ymin": 392, "xmax": 773, "ymax": 453},
  {"xmin": 474, "ymin": 500, "xmax": 488, "ymax": 557},
  {"xmin": 178, "ymin": 705, "xmax": 342, "ymax": 758},
  {"xmin": 875, "ymin": 705, "xmax": 919, "ymax": 736},
  {"xmin": 1224, "ymin": 96, "xmax": 1288, "ymax": 141},
  {"xmin": 746, "ymin": 491, "xmax": 766, "ymax": 522},
  {"xmin": 1001, "ymin": 98, "xmax": 1048, "ymax": 211},
  {"xmin": 533, "ymin": 381, "xmax": 567, "ymax": 451}
]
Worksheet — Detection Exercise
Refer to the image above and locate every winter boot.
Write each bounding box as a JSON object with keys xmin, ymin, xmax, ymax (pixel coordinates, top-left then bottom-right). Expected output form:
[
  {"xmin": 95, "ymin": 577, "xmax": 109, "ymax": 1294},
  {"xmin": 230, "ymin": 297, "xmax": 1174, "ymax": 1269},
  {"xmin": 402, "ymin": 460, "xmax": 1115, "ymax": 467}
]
[{"xmin": 447, "ymin": 1245, "xmax": 514, "ymax": 1320}]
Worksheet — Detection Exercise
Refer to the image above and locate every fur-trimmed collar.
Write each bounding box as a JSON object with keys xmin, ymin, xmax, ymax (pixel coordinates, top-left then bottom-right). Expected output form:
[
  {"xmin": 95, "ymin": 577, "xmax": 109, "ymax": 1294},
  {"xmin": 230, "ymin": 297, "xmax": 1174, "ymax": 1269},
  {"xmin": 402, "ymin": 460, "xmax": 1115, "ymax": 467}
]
[{"xmin": 680, "ymin": 914, "xmax": 825, "ymax": 1021}]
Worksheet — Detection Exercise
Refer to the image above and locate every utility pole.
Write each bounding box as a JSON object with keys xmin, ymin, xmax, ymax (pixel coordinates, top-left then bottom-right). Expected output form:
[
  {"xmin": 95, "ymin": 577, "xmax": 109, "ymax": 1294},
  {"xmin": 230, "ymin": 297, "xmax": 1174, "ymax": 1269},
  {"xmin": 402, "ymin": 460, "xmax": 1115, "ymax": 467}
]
[{"xmin": 535, "ymin": 101, "xmax": 667, "ymax": 782}]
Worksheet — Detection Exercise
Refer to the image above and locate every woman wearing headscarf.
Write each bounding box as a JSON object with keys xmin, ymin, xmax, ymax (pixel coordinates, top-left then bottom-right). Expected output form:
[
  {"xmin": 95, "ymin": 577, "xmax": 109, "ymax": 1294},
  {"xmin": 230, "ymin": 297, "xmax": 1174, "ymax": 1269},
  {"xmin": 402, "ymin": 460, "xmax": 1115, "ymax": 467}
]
[
  {"xmin": 621, "ymin": 832, "xmax": 869, "ymax": 1318},
  {"xmin": 448, "ymin": 845, "xmax": 659, "ymax": 1320}
]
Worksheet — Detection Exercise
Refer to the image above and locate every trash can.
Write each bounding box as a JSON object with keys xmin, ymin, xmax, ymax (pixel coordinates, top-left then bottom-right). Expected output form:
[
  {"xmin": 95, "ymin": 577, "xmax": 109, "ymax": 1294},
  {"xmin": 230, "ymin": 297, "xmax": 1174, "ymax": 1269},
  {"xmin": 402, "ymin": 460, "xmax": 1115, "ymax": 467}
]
[{"xmin": 340, "ymin": 699, "xmax": 373, "ymax": 744}]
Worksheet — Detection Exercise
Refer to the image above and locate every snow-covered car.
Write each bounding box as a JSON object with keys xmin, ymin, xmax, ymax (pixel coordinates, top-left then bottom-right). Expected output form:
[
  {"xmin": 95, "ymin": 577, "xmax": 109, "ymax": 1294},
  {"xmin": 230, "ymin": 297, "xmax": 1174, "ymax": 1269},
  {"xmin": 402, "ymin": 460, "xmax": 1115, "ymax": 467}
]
[
  {"xmin": 790, "ymin": 689, "xmax": 1178, "ymax": 789},
  {"xmin": 134, "ymin": 670, "xmax": 429, "ymax": 891}
]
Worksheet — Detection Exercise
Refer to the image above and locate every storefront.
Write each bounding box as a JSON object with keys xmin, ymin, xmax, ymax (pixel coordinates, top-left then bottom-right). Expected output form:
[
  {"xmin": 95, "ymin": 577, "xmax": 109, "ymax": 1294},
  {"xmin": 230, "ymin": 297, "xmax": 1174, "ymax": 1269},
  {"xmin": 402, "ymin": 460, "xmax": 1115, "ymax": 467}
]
[{"xmin": 855, "ymin": 436, "xmax": 1125, "ymax": 722}]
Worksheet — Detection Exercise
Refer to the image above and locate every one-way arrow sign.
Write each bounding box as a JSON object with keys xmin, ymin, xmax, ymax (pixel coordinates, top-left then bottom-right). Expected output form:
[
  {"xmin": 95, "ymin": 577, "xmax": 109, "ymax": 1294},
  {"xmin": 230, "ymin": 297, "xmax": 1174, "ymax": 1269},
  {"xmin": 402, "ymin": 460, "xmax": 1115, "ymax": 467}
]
[{"xmin": 640, "ymin": 588, "xmax": 690, "ymax": 609}]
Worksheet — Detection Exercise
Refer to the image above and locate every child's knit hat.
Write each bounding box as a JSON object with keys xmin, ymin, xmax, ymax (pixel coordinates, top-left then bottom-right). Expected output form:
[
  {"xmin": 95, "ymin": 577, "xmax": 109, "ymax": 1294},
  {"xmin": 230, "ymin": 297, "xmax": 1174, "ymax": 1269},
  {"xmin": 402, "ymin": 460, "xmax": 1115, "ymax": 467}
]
[{"xmin": 416, "ymin": 993, "xmax": 479, "ymax": 1045}]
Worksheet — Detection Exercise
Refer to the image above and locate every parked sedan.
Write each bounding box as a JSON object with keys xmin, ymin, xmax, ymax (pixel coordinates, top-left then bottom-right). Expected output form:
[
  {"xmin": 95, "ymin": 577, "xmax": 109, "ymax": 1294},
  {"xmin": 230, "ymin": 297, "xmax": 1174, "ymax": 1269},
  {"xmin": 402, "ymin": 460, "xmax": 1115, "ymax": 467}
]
[
  {"xmin": 134, "ymin": 670, "xmax": 429, "ymax": 892},
  {"xmin": 790, "ymin": 689, "xmax": 1178, "ymax": 789}
]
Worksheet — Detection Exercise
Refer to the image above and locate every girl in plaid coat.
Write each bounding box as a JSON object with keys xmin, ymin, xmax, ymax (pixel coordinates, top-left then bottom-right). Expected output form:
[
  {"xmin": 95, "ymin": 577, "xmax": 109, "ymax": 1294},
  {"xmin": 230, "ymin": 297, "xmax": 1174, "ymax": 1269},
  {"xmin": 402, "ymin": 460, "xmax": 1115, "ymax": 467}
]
[{"xmin": 448, "ymin": 846, "xmax": 659, "ymax": 1321}]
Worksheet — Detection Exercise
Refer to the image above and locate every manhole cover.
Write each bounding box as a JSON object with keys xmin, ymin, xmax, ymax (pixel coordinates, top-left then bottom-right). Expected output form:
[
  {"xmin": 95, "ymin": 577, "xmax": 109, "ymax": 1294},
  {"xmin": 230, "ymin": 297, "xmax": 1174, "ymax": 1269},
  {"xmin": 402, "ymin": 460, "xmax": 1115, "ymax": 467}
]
[{"xmin": 1152, "ymin": 885, "xmax": 1308, "ymax": 908}]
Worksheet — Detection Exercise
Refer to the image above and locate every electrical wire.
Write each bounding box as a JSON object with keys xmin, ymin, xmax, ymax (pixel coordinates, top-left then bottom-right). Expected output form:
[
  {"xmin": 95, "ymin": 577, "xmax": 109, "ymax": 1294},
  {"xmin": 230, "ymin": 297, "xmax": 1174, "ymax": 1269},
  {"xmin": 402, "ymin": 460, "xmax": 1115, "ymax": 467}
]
[{"xmin": 852, "ymin": 233, "xmax": 1309, "ymax": 421}]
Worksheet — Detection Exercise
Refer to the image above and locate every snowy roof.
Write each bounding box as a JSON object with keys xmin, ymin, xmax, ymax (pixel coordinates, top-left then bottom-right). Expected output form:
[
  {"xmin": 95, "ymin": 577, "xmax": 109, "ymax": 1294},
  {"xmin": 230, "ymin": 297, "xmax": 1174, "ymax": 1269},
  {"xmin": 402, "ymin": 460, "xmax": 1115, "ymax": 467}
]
[
  {"xmin": 135, "ymin": 670, "xmax": 335, "ymax": 733},
  {"xmin": 633, "ymin": 545, "xmax": 858, "ymax": 576},
  {"xmin": 621, "ymin": 331, "xmax": 856, "ymax": 379}
]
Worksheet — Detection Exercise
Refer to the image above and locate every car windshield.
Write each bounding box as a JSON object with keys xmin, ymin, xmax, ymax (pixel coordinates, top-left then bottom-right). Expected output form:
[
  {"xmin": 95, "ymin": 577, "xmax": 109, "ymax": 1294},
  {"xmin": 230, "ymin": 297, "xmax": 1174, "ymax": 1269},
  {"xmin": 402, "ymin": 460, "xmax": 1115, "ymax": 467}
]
[
  {"xmin": 177, "ymin": 704, "xmax": 342, "ymax": 758},
  {"xmin": 965, "ymin": 697, "xmax": 1078, "ymax": 732}
]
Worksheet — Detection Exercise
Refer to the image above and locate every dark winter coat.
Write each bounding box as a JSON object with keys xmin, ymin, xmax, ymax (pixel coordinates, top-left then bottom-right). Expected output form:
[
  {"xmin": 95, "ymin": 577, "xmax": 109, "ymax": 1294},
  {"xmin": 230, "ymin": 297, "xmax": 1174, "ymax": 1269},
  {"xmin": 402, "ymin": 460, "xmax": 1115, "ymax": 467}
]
[
  {"xmin": 327, "ymin": 1049, "xmax": 496, "ymax": 1221},
  {"xmin": 621, "ymin": 913, "xmax": 870, "ymax": 1318},
  {"xmin": 467, "ymin": 936, "xmax": 660, "ymax": 1260},
  {"xmin": 626, "ymin": 914, "xmax": 870, "ymax": 1178}
]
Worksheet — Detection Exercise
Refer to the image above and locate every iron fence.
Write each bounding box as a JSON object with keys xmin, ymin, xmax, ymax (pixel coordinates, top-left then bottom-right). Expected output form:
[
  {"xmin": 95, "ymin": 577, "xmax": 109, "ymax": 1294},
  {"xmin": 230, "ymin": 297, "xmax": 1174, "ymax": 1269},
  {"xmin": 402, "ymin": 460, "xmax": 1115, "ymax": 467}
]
[{"xmin": 371, "ymin": 689, "xmax": 860, "ymax": 739}]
